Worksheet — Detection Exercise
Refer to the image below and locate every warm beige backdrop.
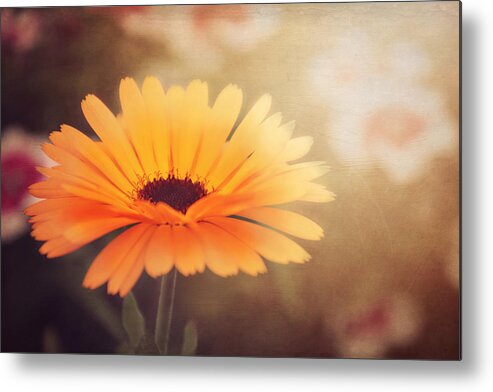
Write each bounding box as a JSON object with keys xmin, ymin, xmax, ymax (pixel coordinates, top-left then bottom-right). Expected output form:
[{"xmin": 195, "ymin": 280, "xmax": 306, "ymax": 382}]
[{"xmin": 1, "ymin": 2, "xmax": 459, "ymax": 358}]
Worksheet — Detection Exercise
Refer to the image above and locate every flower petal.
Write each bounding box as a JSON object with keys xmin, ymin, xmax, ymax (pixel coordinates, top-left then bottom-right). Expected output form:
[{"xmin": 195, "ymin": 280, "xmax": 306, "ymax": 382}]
[
  {"xmin": 194, "ymin": 221, "xmax": 267, "ymax": 276},
  {"xmin": 142, "ymin": 77, "xmax": 170, "ymax": 174},
  {"xmin": 193, "ymin": 222, "xmax": 240, "ymax": 277},
  {"xmin": 207, "ymin": 93, "xmax": 272, "ymax": 187},
  {"xmin": 172, "ymin": 225, "xmax": 205, "ymax": 276},
  {"xmin": 60, "ymin": 124, "xmax": 133, "ymax": 192},
  {"xmin": 205, "ymin": 217, "xmax": 310, "ymax": 265},
  {"xmin": 145, "ymin": 224, "xmax": 174, "ymax": 278},
  {"xmin": 175, "ymin": 80, "xmax": 208, "ymax": 176},
  {"xmin": 120, "ymin": 77, "xmax": 158, "ymax": 175},
  {"xmin": 82, "ymin": 223, "xmax": 151, "ymax": 291},
  {"xmin": 107, "ymin": 224, "xmax": 154, "ymax": 297},
  {"xmin": 283, "ymin": 136, "xmax": 314, "ymax": 161},
  {"xmin": 81, "ymin": 94, "xmax": 142, "ymax": 178},
  {"xmin": 237, "ymin": 207, "xmax": 324, "ymax": 240},
  {"xmin": 195, "ymin": 84, "xmax": 243, "ymax": 177}
]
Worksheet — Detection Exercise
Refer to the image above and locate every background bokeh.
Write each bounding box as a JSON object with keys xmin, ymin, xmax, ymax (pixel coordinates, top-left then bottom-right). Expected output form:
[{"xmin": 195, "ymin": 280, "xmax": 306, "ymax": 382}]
[{"xmin": 1, "ymin": 2, "xmax": 459, "ymax": 358}]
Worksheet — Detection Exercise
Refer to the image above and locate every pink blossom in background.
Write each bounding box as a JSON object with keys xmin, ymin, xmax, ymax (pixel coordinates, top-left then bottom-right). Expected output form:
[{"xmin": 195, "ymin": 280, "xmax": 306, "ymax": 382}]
[
  {"xmin": 307, "ymin": 29, "xmax": 432, "ymax": 103},
  {"xmin": 1, "ymin": 127, "xmax": 45, "ymax": 242},
  {"xmin": 332, "ymin": 294, "xmax": 422, "ymax": 358},
  {"xmin": 306, "ymin": 30, "xmax": 456, "ymax": 184},
  {"xmin": 189, "ymin": 5, "xmax": 280, "ymax": 52},
  {"xmin": 1, "ymin": 9, "xmax": 42, "ymax": 54},
  {"xmin": 307, "ymin": 30, "xmax": 376, "ymax": 101},
  {"xmin": 120, "ymin": 5, "xmax": 280, "ymax": 72},
  {"xmin": 328, "ymin": 79, "xmax": 455, "ymax": 184},
  {"xmin": 0, "ymin": 2, "xmax": 460, "ymax": 358},
  {"xmin": 50, "ymin": 9, "xmax": 84, "ymax": 39}
]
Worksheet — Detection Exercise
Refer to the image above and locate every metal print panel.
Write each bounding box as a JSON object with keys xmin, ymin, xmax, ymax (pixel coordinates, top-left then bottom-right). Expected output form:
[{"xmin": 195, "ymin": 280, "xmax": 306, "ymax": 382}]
[{"xmin": 1, "ymin": 1, "xmax": 460, "ymax": 359}]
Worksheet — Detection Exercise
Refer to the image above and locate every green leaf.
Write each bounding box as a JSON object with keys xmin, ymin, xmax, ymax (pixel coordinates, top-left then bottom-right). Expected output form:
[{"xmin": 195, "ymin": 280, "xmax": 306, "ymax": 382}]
[
  {"xmin": 181, "ymin": 320, "xmax": 198, "ymax": 356},
  {"xmin": 122, "ymin": 292, "xmax": 146, "ymax": 349}
]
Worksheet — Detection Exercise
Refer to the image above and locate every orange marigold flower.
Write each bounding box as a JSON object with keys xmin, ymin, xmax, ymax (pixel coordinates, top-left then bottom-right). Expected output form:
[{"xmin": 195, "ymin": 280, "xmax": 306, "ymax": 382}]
[{"xmin": 26, "ymin": 77, "xmax": 334, "ymax": 297}]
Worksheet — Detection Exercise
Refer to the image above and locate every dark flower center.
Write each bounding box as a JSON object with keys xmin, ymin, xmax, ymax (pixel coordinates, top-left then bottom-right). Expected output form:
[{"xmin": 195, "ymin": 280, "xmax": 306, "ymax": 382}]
[{"xmin": 137, "ymin": 175, "xmax": 208, "ymax": 214}]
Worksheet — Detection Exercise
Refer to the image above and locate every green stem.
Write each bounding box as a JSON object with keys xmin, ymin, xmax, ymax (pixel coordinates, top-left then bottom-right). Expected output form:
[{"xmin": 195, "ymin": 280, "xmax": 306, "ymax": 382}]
[{"xmin": 154, "ymin": 269, "xmax": 178, "ymax": 355}]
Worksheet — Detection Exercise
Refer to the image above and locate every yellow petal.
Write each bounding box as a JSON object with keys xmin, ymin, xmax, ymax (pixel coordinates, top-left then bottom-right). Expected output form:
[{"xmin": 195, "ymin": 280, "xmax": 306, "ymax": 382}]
[
  {"xmin": 120, "ymin": 77, "xmax": 158, "ymax": 175},
  {"xmin": 237, "ymin": 207, "xmax": 324, "ymax": 240},
  {"xmin": 172, "ymin": 225, "xmax": 206, "ymax": 276},
  {"xmin": 81, "ymin": 94, "xmax": 142, "ymax": 178},
  {"xmin": 107, "ymin": 224, "xmax": 154, "ymax": 295},
  {"xmin": 194, "ymin": 84, "xmax": 243, "ymax": 177},
  {"xmin": 165, "ymin": 85, "xmax": 186, "ymax": 172},
  {"xmin": 82, "ymin": 223, "xmax": 150, "ymax": 290},
  {"xmin": 118, "ymin": 256, "xmax": 145, "ymax": 297},
  {"xmin": 175, "ymin": 80, "xmax": 208, "ymax": 176},
  {"xmin": 41, "ymin": 143, "xmax": 129, "ymax": 203},
  {"xmin": 219, "ymin": 117, "xmax": 295, "ymax": 193},
  {"xmin": 59, "ymin": 124, "xmax": 133, "ymax": 192},
  {"xmin": 142, "ymin": 77, "xmax": 170, "ymax": 174},
  {"xmin": 39, "ymin": 237, "xmax": 83, "ymax": 258},
  {"xmin": 29, "ymin": 179, "xmax": 72, "ymax": 199},
  {"xmin": 145, "ymin": 224, "xmax": 174, "ymax": 277},
  {"xmin": 193, "ymin": 222, "xmax": 240, "ymax": 277},
  {"xmin": 207, "ymin": 93, "xmax": 272, "ymax": 187},
  {"xmin": 284, "ymin": 136, "xmax": 314, "ymax": 161},
  {"xmin": 300, "ymin": 183, "xmax": 336, "ymax": 203},
  {"xmin": 205, "ymin": 217, "xmax": 310, "ymax": 265},
  {"xmin": 64, "ymin": 217, "xmax": 137, "ymax": 244}
]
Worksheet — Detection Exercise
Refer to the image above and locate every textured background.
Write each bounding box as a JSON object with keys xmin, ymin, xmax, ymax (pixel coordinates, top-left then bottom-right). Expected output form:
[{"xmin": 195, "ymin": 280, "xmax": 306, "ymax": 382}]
[{"xmin": 1, "ymin": 2, "xmax": 459, "ymax": 358}]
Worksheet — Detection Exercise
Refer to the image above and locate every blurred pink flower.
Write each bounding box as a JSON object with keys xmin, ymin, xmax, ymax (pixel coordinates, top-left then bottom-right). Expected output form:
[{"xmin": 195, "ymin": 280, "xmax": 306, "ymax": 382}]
[
  {"xmin": 1, "ymin": 9, "xmax": 42, "ymax": 54},
  {"xmin": 332, "ymin": 294, "xmax": 422, "ymax": 358},
  {"xmin": 307, "ymin": 30, "xmax": 455, "ymax": 184},
  {"xmin": 307, "ymin": 30, "xmax": 431, "ymax": 102},
  {"xmin": 329, "ymin": 79, "xmax": 455, "ymax": 184},
  {"xmin": 121, "ymin": 5, "xmax": 280, "ymax": 72},
  {"xmin": 51, "ymin": 9, "xmax": 84, "ymax": 39},
  {"xmin": 188, "ymin": 5, "xmax": 280, "ymax": 52},
  {"xmin": 1, "ymin": 127, "xmax": 45, "ymax": 242}
]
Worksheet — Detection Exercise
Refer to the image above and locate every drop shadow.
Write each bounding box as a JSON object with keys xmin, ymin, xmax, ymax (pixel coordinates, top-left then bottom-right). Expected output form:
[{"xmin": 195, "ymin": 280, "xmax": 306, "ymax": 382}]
[{"xmin": 6, "ymin": 4, "xmax": 477, "ymax": 380}]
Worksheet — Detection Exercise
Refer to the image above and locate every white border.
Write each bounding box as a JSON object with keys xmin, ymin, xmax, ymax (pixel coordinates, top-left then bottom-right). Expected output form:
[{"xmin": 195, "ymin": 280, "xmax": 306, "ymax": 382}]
[{"xmin": 1, "ymin": 0, "xmax": 491, "ymax": 390}]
